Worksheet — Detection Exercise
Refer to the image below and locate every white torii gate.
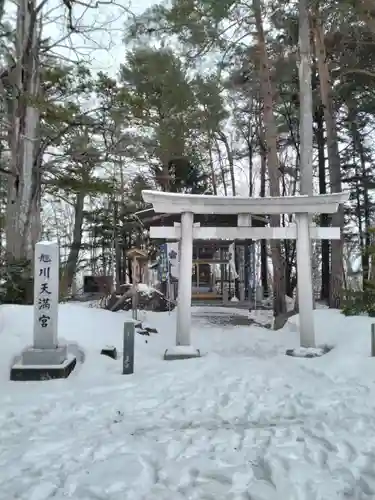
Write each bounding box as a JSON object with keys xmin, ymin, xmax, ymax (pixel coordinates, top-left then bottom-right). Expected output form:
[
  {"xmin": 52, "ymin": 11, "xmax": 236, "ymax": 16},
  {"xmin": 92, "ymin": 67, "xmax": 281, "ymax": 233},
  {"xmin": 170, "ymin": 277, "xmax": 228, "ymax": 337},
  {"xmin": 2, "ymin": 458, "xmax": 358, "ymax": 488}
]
[{"xmin": 142, "ymin": 190, "xmax": 349, "ymax": 360}]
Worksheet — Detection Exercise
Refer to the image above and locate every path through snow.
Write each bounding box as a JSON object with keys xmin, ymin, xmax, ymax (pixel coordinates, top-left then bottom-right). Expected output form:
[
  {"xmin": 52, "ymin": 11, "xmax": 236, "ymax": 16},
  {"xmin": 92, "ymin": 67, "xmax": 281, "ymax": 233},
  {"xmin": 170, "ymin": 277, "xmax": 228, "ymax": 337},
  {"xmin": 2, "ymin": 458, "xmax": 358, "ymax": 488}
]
[
  {"xmin": 1, "ymin": 356, "xmax": 375, "ymax": 499},
  {"xmin": 1, "ymin": 304, "xmax": 375, "ymax": 499}
]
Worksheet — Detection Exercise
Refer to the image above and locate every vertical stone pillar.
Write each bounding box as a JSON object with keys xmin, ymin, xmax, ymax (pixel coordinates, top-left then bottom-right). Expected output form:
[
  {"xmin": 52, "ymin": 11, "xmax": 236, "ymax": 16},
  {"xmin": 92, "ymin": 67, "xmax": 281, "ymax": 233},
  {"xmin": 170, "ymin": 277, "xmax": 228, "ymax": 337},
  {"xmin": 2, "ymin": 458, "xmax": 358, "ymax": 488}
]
[
  {"xmin": 295, "ymin": 213, "xmax": 315, "ymax": 347},
  {"xmin": 164, "ymin": 212, "xmax": 200, "ymax": 360},
  {"xmin": 21, "ymin": 240, "xmax": 67, "ymax": 365},
  {"xmin": 11, "ymin": 241, "xmax": 76, "ymax": 380},
  {"xmin": 176, "ymin": 211, "xmax": 194, "ymax": 346},
  {"xmin": 33, "ymin": 241, "xmax": 59, "ymax": 350}
]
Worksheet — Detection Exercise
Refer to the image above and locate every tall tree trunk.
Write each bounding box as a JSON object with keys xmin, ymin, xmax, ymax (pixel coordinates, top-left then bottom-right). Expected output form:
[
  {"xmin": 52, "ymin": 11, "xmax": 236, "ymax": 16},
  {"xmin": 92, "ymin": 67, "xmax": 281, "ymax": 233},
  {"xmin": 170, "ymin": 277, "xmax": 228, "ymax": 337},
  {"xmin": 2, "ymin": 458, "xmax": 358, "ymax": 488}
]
[
  {"xmin": 0, "ymin": 0, "xmax": 5, "ymax": 24},
  {"xmin": 246, "ymin": 133, "xmax": 254, "ymax": 197},
  {"xmin": 217, "ymin": 131, "xmax": 236, "ymax": 196},
  {"xmin": 60, "ymin": 191, "xmax": 85, "ymax": 297},
  {"xmin": 315, "ymin": 106, "xmax": 330, "ymax": 301},
  {"xmin": 352, "ymin": 146, "xmax": 365, "ymax": 286},
  {"xmin": 359, "ymin": 152, "xmax": 370, "ymax": 285},
  {"xmin": 253, "ymin": 0, "xmax": 287, "ymax": 315},
  {"xmin": 215, "ymin": 139, "xmax": 228, "ymax": 196},
  {"xmin": 113, "ymin": 200, "xmax": 122, "ymax": 292},
  {"xmin": 259, "ymin": 137, "xmax": 269, "ymax": 297},
  {"xmin": 208, "ymin": 137, "xmax": 217, "ymax": 195},
  {"xmin": 293, "ymin": 0, "xmax": 315, "ymax": 320},
  {"xmin": 6, "ymin": 0, "xmax": 41, "ymax": 263},
  {"xmin": 299, "ymin": 0, "xmax": 314, "ymax": 197},
  {"xmin": 242, "ymin": 105, "xmax": 255, "ymax": 197},
  {"xmin": 350, "ymin": 112, "xmax": 370, "ymax": 287},
  {"xmin": 313, "ymin": 13, "xmax": 344, "ymax": 308},
  {"xmin": 117, "ymin": 157, "xmax": 128, "ymax": 285}
]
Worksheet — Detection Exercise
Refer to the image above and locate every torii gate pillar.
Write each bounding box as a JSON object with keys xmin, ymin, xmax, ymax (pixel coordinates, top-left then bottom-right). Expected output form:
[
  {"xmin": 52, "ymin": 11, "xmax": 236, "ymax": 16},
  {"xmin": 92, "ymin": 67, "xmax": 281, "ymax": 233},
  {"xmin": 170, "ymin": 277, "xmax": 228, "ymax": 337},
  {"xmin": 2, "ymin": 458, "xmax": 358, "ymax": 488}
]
[
  {"xmin": 295, "ymin": 213, "xmax": 315, "ymax": 347},
  {"xmin": 142, "ymin": 190, "xmax": 349, "ymax": 359},
  {"xmin": 176, "ymin": 211, "xmax": 194, "ymax": 347}
]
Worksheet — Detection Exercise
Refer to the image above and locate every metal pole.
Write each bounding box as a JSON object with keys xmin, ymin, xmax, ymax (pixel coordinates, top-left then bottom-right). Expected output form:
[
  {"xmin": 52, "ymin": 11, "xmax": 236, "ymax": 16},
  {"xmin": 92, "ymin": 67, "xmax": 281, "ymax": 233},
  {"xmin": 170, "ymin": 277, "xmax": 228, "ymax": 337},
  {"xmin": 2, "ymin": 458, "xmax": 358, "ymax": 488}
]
[
  {"xmin": 123, "ymin": 321, "xmax": 135, "ymax": 374},
  {"xmin": 371, "ymin": 324, "xmax": 375, "ymax": 357}
]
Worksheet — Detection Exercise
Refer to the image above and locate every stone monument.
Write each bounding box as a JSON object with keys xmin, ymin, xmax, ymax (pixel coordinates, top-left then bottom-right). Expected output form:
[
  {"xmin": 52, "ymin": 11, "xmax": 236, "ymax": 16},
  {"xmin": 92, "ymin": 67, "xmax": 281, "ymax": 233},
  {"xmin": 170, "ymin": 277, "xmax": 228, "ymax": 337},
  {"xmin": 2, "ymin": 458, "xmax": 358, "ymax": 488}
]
[{"xmin": 10, "ymin": 241, "xmax": 76, "ymax": 381}]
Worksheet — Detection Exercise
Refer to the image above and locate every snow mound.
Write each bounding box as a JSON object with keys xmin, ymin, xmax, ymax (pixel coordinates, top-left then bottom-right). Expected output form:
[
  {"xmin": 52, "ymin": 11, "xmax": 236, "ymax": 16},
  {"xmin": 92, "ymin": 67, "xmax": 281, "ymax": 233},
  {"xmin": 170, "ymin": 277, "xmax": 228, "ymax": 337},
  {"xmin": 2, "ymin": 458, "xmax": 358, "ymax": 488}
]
[
  {"xmin": 286, "ymin": 345, "xmax": 332, "ymax": 358},
  {"xmin": 1, "ymin": 304, "xmax": 375, "ymax": 498},
  {"xmin": 136, "ymin": 283, "xmax": 157, "ymax": 295}
]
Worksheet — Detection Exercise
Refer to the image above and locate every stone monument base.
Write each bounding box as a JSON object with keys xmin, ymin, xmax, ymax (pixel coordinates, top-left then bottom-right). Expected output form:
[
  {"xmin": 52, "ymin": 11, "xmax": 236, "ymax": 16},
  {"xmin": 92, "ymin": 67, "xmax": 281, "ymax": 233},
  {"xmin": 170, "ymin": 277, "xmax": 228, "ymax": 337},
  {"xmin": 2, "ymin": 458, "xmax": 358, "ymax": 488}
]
[
  {"xmin": 10, "ymin": 350, "xmax": 76, "ymax": 382},
  {"xmin": 163, "ymin": 346, "xmax": 201, "ymax": 361},
  {"xmin": 21, "ymin": 345, "xmax": 68, "ymax": 365}
]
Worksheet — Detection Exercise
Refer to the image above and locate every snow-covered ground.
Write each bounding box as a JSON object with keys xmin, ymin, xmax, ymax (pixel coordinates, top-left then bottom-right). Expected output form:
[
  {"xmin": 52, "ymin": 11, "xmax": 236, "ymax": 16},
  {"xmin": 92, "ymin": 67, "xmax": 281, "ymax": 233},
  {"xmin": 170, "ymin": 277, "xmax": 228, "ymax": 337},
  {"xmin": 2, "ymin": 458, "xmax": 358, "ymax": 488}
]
[{"xmin": 1, "ymin": 303, "xmax": 375, "ymax": 499}]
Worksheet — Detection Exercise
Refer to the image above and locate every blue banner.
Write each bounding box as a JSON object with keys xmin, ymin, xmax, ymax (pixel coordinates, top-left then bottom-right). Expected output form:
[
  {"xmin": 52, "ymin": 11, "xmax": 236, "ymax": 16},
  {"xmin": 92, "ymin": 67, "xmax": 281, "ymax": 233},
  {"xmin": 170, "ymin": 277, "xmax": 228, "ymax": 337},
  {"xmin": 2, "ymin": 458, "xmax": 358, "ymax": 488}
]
[
  {"xmin": 248, "ymin": 244, "xmax": 256, "ymax": 292},
  {"xmin": 158, "ymin": 243, "xmax": 169, "ymax": 283}
]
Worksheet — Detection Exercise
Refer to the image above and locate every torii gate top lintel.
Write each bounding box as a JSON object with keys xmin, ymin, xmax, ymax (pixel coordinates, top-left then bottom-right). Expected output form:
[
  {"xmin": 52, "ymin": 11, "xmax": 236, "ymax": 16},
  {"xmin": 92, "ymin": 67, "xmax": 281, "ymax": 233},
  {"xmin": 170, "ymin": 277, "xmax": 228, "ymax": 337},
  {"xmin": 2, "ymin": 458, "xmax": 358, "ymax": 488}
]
[{"xmin": 141, "ymin": 190, "xmax": 349, "ymax": 215}]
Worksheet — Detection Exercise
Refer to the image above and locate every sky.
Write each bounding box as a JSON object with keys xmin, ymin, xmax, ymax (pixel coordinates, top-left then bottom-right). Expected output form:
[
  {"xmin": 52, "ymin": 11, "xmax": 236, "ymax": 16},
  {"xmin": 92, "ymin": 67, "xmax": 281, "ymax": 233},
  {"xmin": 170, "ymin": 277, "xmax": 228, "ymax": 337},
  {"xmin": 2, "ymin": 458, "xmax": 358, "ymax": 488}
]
[
  {"xmin": 37, "ymin": 0, "xmax": 253, "ymax": 197},
  {"xmin": 41, "ymin": 0, "xmax": 158, "ymax": 77},
  {"xmin": 4, "ymin": 0, "xmax": 253, "ymax": 200}
]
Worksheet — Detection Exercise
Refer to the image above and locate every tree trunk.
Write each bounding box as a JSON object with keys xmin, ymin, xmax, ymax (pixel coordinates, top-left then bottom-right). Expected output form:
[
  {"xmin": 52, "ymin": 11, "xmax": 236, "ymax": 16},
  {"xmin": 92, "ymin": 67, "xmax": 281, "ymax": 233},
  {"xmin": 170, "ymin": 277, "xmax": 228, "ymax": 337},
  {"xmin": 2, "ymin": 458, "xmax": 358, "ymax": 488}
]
[
  {"xmin": 259, "ymin": 139, "xmax": 269, "ymax": 297},
  {"xmin": 6, "ymin": 0, "xmax": 41, "ymax": 263},
  {"xmin": 315, "ymin": 106, "xmax": 330, "ymax": 301},
  {"xmin": 313, "ymin": 14, "xmax": 344, "ymax": 308},
  {"xmin": 253, "ymin": 0, "xmax": 286, "ymax": 315},
  {"xmin": 247, "ymin": 134, "xmax": 254, "ymax": 197},
  {"xmin": 350, "ymin": 112, "xmax": 371, "ymax": 287},
  {"xmin": 60, "ymin": 191, "xmax": 85, "ymax": 297},
  {"xmin": 217, "ymin": 131, "xmax": 236, "ymax": 196},
  {"xmin": 299, "ymin": 0, "xmax": 314, "ymax": 197},
  {"xmin": 0, "ymin": 0, "xmax": 5, "ymax": 24},
  {"xmin": 113, "ymin": 200, "xmax": 122, "ymax": 292},
  {"xmin": 352, "ymin": 149, "xmax": 365, "ymax": 286},
  {"xmin": 215, "ymin": 139, "xmax": 228, "ymax": 196},
  {"xmin": 292, "ymin": 0, "xmax": 315, "ymax": 319},
  {"xmin": 208, "ymin": 137, "xmax": 217, "ymax": 195}
]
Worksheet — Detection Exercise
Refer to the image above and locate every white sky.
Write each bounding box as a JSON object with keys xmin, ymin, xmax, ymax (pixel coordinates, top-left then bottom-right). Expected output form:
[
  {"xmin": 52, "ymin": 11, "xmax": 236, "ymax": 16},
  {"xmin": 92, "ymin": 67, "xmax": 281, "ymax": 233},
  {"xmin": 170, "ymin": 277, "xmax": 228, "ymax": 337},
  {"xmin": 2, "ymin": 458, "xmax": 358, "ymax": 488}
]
[
  {"xmin": 3, "ymin": 0, "xmax": 256, "ymax": 197},
  {"xmin": 39, "ymin": 0, "xmax": 158, "ymax": 77}
]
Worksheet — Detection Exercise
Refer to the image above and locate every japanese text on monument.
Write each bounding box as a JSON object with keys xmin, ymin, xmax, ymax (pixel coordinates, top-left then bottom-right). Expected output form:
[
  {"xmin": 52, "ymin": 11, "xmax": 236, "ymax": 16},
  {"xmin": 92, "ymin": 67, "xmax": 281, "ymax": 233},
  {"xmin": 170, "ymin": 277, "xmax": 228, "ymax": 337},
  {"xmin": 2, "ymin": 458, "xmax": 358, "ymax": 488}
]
[{"xmin": 38, "ymin": 252, "xmax": 52, "ymax": 328}]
